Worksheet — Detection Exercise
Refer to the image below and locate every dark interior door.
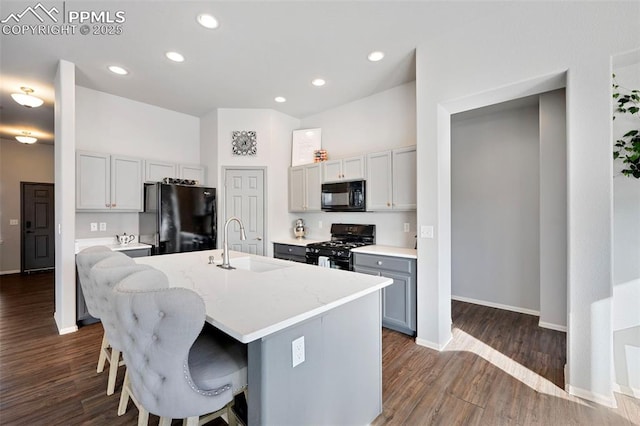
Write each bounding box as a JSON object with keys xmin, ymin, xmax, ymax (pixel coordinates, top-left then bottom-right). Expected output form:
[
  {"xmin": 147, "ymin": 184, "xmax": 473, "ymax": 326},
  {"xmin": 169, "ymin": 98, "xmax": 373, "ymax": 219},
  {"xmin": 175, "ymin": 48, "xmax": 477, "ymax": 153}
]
[{"xmin": 22, "ymin": 183, "xmax": 55, "ymax": 272}]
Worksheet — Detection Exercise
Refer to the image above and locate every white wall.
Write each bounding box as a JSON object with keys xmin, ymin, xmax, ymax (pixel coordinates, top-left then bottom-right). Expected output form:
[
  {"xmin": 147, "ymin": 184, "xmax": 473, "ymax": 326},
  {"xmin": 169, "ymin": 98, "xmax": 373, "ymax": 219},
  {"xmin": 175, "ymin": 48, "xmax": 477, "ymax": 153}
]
[
  {"xmin": 414, "ymin": 2, "xmax": 639, "ymax": 405},
  {"xmin": 612, "ymin": 59, "xmax": 640, "ymax": 398},
  {"xmin": 297, "ymin": 82, "xmax": 417, "ymax": 247},
  {"xmin": 451, "ymin": 103, "xmax": 541, "ymax": 314},
  {"xmin": 215, "ymin": 108, "xmax": 301, "ymax": 256},
  {"xmin": 74, "ymin": 86, "xmax": 201, "ymax": 238},
  {"xmin": 0, "ymin": 139, "xmax": 55, "ymax": 273},
  {"xmin": 539, "ymin": 89, "xmax": 568, "ymax": 330}
]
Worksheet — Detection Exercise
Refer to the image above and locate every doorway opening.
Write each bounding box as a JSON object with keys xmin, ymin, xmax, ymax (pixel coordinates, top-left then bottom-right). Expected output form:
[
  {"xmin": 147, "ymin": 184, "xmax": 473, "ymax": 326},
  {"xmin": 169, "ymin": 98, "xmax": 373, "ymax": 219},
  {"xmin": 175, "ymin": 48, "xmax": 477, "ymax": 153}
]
[
  {"xmin": 21, "ymin": 182, "xmax": 55, "ymax": 273},
  {"xmin": 446, "ymin": 82, "xmax": 567, "ymax": 390}
]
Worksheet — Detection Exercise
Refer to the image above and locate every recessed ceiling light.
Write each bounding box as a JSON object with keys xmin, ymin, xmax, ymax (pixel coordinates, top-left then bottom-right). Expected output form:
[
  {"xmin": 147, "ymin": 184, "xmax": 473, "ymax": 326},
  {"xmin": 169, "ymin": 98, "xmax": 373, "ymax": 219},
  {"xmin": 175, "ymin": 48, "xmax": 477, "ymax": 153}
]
[
  {"xmin": 197, "ymin": 13, "xmax": 219, "ymax": 29},
  {"xmin": 16, "ymin": 131, "xmax": 37, "ymax": 144},
  {"xmin": 108, "ymin": 65, "xmax": 128, "ymax": 75},
  {"xmin": 274, "ymin": 96, "xmax": 286, "ymax": 103},
  {"xmin": 165, "ymin": 51, "xmax": 185, "ymax": 62},
  {"xmin": 311, "ymin": 78, "xmax": 326, "ymax": 87},
  {"xmin": 367, "ymin": 51, "xmax": 385, "ymax": 62}
]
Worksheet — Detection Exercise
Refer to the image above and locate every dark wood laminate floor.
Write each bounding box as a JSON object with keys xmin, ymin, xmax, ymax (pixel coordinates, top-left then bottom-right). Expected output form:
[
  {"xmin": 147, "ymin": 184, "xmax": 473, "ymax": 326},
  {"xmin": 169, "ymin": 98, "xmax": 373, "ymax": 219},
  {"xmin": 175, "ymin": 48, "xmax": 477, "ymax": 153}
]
[{"xmin": 1, "ymin": 272, "xmax": 638, "ymax": 425}]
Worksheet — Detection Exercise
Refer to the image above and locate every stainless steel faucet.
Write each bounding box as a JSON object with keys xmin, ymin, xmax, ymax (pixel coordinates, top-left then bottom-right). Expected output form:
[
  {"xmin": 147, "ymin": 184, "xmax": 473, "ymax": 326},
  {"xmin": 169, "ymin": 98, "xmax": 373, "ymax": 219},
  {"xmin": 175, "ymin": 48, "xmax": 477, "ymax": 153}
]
[{"xmin": 218, "ymin": 216, "xmax": 247, "ymax": 270}]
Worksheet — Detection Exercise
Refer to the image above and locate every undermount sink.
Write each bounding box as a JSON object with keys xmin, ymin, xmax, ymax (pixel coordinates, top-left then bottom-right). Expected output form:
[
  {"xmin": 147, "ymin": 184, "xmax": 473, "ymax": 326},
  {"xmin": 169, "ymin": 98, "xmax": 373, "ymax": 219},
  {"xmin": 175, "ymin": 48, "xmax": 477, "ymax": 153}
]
[{"xmin": 232, "ymin": 258, "xmax": 293, "ymax": 273}]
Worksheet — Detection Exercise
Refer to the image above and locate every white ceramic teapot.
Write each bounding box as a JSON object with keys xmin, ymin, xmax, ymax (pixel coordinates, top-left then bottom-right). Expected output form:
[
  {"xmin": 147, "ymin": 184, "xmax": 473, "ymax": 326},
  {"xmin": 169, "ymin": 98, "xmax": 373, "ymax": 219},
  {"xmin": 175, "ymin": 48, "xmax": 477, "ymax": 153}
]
[{"xmin": 116, "ymin": 233, "xmax": 135, "ymax": 245}]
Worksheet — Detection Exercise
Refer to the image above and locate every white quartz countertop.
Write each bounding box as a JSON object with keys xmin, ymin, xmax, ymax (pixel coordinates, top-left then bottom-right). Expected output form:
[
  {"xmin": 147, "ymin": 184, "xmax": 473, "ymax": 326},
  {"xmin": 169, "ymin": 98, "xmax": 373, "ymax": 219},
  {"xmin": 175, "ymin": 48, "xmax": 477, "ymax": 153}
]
[
  {"xmin": 135, "ymin": 249, "xmax": 392, "ymax": 343},
  {"xmin": 351, "ymin": 245, "xmax": 417, "ymax": 259},
  {"xmin": 75, "ymin": 238, "xmax": 152, "ymax": 254},
  {"xmin": 271, "ymin": 238, "xmax": 324, "ymax": 247}
]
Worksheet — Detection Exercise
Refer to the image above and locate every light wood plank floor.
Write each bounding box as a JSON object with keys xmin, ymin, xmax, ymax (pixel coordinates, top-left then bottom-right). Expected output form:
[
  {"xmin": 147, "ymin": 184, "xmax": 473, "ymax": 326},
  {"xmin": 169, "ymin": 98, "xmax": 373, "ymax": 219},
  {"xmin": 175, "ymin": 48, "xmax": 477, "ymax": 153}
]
[{"xmin": 1, "ymin": 272, "xmax": 638, "ymax": 425}]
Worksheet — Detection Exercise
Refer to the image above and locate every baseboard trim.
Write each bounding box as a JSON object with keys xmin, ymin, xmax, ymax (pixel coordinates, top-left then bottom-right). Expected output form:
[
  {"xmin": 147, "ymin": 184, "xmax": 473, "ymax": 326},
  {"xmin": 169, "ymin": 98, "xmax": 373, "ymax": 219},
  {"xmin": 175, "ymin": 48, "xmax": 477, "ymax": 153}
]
[
  {"xmin": 415, "ymin": 335, "xmax": 452, "ymax": 351},
  {"xmin": 538, "ymin": 321, "xmax": 567, "ymax": 332},
  {"xmin": 614, "ymin": 383, "xmax": 640, "ymax": 399},
  {"xmin": 451, "ymin": 295, "xmax": 540, "ymax": 317},
  {"xmin": 0, "ymin": 269, "xmax": 20, "ymax": 276},
  {"xmin": 566, "ymin": 384, "xmax": 617, "ymax": 408},
  {"xmin": 54, "ymin": 314, "xmax": 78, "ymax": 335}
]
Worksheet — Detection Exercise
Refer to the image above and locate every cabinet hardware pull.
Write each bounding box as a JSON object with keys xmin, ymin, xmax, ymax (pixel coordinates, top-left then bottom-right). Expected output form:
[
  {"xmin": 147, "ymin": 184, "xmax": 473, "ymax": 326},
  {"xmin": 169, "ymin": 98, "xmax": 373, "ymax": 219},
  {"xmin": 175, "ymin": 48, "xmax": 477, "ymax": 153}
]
[
  {"xmin": 387, "ymin": 202, "xmax": 390, "ymax": 207},
  {"xmin": 105, "ymin": 203, "xmax": 110, "ymax": 207},
  {"xmin": 111, "ymin": 203, "xmax": 116, "ymax": 207},
  {"xmin": 377, "ymin": 261, "xmax": 382, "ymax": 265}
]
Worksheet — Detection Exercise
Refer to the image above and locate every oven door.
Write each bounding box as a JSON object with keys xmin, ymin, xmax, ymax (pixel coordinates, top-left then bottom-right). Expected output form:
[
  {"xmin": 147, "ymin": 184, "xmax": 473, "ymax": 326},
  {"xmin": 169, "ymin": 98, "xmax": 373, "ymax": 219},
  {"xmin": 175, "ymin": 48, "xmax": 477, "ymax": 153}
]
[{"xmin": 321, "ymin": 180, "xmax": 366, "ymax": 212}]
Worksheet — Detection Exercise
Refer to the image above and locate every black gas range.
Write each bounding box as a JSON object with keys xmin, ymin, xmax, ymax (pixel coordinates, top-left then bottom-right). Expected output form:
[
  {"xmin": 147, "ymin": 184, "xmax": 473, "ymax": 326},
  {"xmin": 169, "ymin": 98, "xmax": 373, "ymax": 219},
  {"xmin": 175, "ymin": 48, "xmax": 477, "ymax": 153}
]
[{"xmin": 306, "ymin": 224, "xmax": 375, "ymax": 271}]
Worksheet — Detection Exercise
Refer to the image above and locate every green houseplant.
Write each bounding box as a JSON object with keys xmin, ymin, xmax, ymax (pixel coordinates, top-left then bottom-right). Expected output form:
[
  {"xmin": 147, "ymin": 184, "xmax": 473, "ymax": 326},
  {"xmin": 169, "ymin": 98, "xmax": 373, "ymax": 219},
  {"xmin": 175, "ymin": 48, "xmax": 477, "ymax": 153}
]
[{"xmin": 612, "ymin": 73, "xmax": 640, "ymax": 178}]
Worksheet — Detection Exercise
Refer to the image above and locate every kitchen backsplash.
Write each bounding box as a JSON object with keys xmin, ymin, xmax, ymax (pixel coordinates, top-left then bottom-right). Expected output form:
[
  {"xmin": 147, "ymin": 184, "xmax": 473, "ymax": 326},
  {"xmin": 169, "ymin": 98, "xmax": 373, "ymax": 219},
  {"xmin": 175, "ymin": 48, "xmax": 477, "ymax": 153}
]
[{"xmin": 75, "ymin": 212, "xmax": 139, "ymax": 239}]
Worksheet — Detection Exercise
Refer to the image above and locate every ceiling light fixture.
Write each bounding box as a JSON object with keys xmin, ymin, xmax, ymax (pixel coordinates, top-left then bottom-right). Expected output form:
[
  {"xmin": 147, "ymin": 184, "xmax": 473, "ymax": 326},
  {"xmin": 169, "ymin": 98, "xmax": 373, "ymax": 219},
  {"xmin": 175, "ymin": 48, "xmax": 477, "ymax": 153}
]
[
  {"xmin": 367, "ymin": 51, "xmax": 385, "ymax": 62},
  {"xmin": 11, "ymin": 87, "xmax": 44, "ymax": 108},
  {"xmin": 165, "ymin": 51, "xmax": 185, "ymax": 62},
  {"xmin": 108, "ymin": 65, "xmax": 128, "ymax": 75},
  {"xmin": 197, "ymin": 13, "xmax": 219, "ymax": 29},
  {"xmin": 311, "ymin": 78, "xmax": 326, "ymax": 87},
  {"xmin": 15, "ymin": 131, "xmax": 37, "ymax": 144},
  {"xmin": 274, "ymin": 96, "xmax": 287, "ymax": 103}
]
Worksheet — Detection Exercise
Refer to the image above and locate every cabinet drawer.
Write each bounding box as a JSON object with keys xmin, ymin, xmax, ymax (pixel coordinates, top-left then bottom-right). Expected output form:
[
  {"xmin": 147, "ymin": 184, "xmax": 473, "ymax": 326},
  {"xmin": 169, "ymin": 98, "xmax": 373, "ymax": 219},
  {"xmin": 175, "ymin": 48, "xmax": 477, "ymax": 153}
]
[
  {"xmin": 274, "ymin": 244, "xmax": 306, "ymax": 258},
  {"xmin": 353, "ymin": 253, "xmax": 414, "ymax": 274}
]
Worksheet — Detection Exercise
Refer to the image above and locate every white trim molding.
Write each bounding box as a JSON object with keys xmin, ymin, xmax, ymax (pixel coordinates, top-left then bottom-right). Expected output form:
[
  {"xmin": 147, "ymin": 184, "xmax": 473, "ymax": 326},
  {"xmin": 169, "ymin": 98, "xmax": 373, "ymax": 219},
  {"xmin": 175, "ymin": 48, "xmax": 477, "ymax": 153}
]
[
  {"xmin": 538, "ymin": 321, "xmax": 567, "ymax": 332},
  {"xmin": 415, "ymin": 336, "xmax": 452, "ymax": 351},
  {"xmin": 614, "ymin": 383, "xmax": 640, "ymax": 399},
  {"xmin": 452, "ymin": 295, "xmax": 540, "ymax": 317},
  {"xmin": 0, "ymin": 269, "xmax": 21, "ymax": 275},
  {"xmin": 566, "ymin": 384, "xmax": 617, "ymax": 408}
]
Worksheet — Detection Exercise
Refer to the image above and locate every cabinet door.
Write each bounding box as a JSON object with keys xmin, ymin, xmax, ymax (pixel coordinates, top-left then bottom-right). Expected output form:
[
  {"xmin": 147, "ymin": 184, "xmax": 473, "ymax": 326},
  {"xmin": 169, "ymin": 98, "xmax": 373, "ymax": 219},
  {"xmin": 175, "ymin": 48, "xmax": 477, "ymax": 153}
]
[
  {"xmin": 342, "ymin": 156, "xmax": 366, "ymax": 180},
  {"xmin": 366, "ymin": 151, "xmax": 393, "ymax": 211},
  {"xmin": 289, "ymin": 166, "xmax": 306, "ymax": 212},
  {"xmin": 381, "ymin": 270, "xmax": 415, "ymax": 334},
  {"xmin": 76, "ymin": 151, "xmax": 110, "ymax": 210},
  {"xmin": 322, "ymin": 160, "xmax": 343, "ymax": 182},
  {"xmin": 392, "ymin": 146, "xmax": 417, "ymax": 210},
  {"xmin": 305, "ymin": 163, "xmax": 322, "ymax": 211},
  {"xmin": 179, "ymin": 164, "xmax": 206, "ymax": 184},
  {"xmin": 111, "ymin": 155, "xmax": 143, "ymax": 211},
  {"xmin": 145, "ymin": 160, "xmax": 176, "ymax": 182}
]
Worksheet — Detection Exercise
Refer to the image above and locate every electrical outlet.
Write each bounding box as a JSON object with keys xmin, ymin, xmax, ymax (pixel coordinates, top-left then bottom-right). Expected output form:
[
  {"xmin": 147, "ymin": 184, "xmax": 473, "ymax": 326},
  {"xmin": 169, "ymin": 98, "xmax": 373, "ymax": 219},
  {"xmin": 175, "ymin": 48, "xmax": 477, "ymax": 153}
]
[
  {"xmin": 403, "ymin": 223, "xmax": 410, "ymax": 232},
  {"xmin": 292, "ymin": 336, "xmax": 305, "ymax": 368},
  {"xmin": 99, "ymin": 222, "xmax": 107, "ymax": 231},
  {"xmin": 420, "ymin": 225, "xmax": 434, "ymax": 239},
  {"xmin": 9, "ymin": 219, "xmax": 19, "ymax": 226},
  {"xmin": 90, "ymin": 222, "xmax": 98, "ymax": 232},
  {"xmin": 318, "ymin": 221, "xmax": 323, "ymax": 229}
]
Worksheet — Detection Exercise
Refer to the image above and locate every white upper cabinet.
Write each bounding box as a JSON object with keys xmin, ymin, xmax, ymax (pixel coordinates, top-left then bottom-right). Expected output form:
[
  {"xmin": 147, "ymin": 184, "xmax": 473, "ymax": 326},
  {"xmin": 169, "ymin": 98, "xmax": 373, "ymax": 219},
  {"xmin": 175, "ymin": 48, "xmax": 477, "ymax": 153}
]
[
  {"xmin": 322, "ymin": 155, "xmax": 366, "ymax": 182},
  {"xmin": 289, "ymin": 163, "xmax": 322, "ymax": 212},
  {"xmin": 366, "ymin": 151, "xmax": 394, "ymax": 210},
  {"xmin": 144, "ymin": 160, "xmax": 177, "ymax": 183},
  {"xmin": 144, "ymin": 161, "xmax": 206, "ymax": 184},
  {"xmin": 179, "ymin": 164, "xmax": 206, "ymax": 183},
  {"xmin": 366, "ymin": 146, "xmax": 416, "ymax": 211},
  {"xmin": 76, "ymin": 151, "xmax": 143, "ymax": 211},
  {"xmin": 391, "ymin": 146, "xmax": 417, "ymax": 210}
]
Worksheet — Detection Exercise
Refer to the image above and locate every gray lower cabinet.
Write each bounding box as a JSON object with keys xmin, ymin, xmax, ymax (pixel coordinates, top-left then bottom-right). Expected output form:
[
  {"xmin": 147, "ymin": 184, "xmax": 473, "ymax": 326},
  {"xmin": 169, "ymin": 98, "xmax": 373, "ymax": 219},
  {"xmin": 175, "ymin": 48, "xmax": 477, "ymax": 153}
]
[
  {"xmin": 273, "ymin": 243, "xmax": 307, "ymax": 263},
  {"xmin": 76, "ymin": 247, "xmax": 151, "ymax": 325},
  {"xmin": 353, "ymin": 253, "xmax": 416, "ymax": 336}
]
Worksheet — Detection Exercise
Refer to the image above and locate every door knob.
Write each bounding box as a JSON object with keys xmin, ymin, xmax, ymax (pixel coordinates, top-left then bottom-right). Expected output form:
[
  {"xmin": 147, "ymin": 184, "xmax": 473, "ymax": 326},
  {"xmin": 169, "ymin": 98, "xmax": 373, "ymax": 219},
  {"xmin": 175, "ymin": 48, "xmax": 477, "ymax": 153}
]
[{"xmin": 256, "ymin": 236, "xmax": 263, "ymax": 241}]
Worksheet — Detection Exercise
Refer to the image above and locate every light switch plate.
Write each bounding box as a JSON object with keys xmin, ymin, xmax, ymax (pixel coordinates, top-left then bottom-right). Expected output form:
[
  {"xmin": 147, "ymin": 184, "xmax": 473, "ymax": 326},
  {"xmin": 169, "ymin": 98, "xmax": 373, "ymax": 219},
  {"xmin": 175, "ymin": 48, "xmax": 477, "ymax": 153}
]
[
  {"xmin": 9, "ymin": 219, "xmax": 19, "ymax": 226},
  {"xmin": 99, "ymin": 222, "xmax": 107, "ymax": 231},
  {"xmin": 90, "ymin": 222, "xmax": 98, "ymax": 232},
  {"xmin": 403, "ymin": 223, "xmax": 410, "ymax": 232},
  {"xmin": 420, "ymin": 225, "xmax": 434, "ymax": 239},
  {"xmin": 292, "ymin": 336, "xmax": 305, "ymax": 368}
]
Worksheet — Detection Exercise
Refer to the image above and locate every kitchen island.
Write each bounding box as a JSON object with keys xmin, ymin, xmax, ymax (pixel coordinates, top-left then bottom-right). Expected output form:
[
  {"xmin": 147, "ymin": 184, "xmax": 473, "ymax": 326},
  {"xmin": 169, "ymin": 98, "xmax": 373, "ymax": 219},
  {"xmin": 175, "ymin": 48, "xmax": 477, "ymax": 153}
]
[{"xmin": 135, "ymin": 249, "xmax": 392, "ymax": 425}]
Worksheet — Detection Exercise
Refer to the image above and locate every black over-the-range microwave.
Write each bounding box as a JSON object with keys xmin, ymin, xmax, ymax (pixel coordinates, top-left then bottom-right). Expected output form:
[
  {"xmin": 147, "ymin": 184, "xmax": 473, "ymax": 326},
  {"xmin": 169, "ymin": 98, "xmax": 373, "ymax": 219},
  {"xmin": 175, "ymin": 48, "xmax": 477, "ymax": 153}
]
[{"xmin": 321, "ymin": 180, "xmax": 366, "ymax": 212}]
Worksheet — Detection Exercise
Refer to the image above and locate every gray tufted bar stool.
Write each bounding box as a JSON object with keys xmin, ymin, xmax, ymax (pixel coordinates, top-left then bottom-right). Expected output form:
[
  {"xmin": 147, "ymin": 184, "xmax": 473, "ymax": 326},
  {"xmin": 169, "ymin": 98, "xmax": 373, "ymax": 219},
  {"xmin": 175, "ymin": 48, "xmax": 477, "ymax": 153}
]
[
  {"xmin": 90, "ymin": 254, "xmax": 153, "ymax": 396},
  {"xmin": 114, "ymin": 283, "xmax": 248, "ymax": 426},
  {"xmin": 76, "ymin": 246, "xmax": 126, "ymax": 393}
]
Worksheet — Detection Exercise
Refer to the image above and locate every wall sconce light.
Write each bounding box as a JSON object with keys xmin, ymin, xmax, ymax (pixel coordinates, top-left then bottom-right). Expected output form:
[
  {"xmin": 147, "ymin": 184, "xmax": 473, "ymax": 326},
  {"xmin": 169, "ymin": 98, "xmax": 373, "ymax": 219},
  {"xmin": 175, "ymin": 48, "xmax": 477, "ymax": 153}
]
[
  {"xmin": 16, "ymin": 131, "xmax": 37, "ymax": 144},
  {"xmin": 11, "ymin": 87, "xmax": 44, "ymax": 108}
]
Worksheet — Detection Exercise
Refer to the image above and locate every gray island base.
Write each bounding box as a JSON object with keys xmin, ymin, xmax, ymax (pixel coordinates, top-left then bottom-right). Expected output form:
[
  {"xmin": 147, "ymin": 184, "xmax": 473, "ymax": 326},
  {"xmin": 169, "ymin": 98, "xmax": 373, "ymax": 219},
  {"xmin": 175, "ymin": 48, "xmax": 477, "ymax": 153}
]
[{"xmin": 135, "ymin": 249, "xmax": 391, "ymax": 425}]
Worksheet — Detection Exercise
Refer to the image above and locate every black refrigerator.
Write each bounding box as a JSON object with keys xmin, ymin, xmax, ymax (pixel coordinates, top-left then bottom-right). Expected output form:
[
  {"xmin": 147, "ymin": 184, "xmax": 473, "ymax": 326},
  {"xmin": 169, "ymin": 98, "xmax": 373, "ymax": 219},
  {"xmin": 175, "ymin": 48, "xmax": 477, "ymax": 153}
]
[{"xmin": 139, "ymin": 183, "xmax": 217, "ymax": 255}]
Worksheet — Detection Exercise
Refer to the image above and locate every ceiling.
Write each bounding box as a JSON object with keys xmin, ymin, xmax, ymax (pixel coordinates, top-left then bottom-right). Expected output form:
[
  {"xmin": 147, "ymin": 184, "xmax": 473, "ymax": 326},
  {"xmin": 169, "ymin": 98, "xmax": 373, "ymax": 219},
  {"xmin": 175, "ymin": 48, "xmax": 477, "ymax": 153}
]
[{"xmin": 0, "ymin": 1, "xmax": 485, "ymax": 145}]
